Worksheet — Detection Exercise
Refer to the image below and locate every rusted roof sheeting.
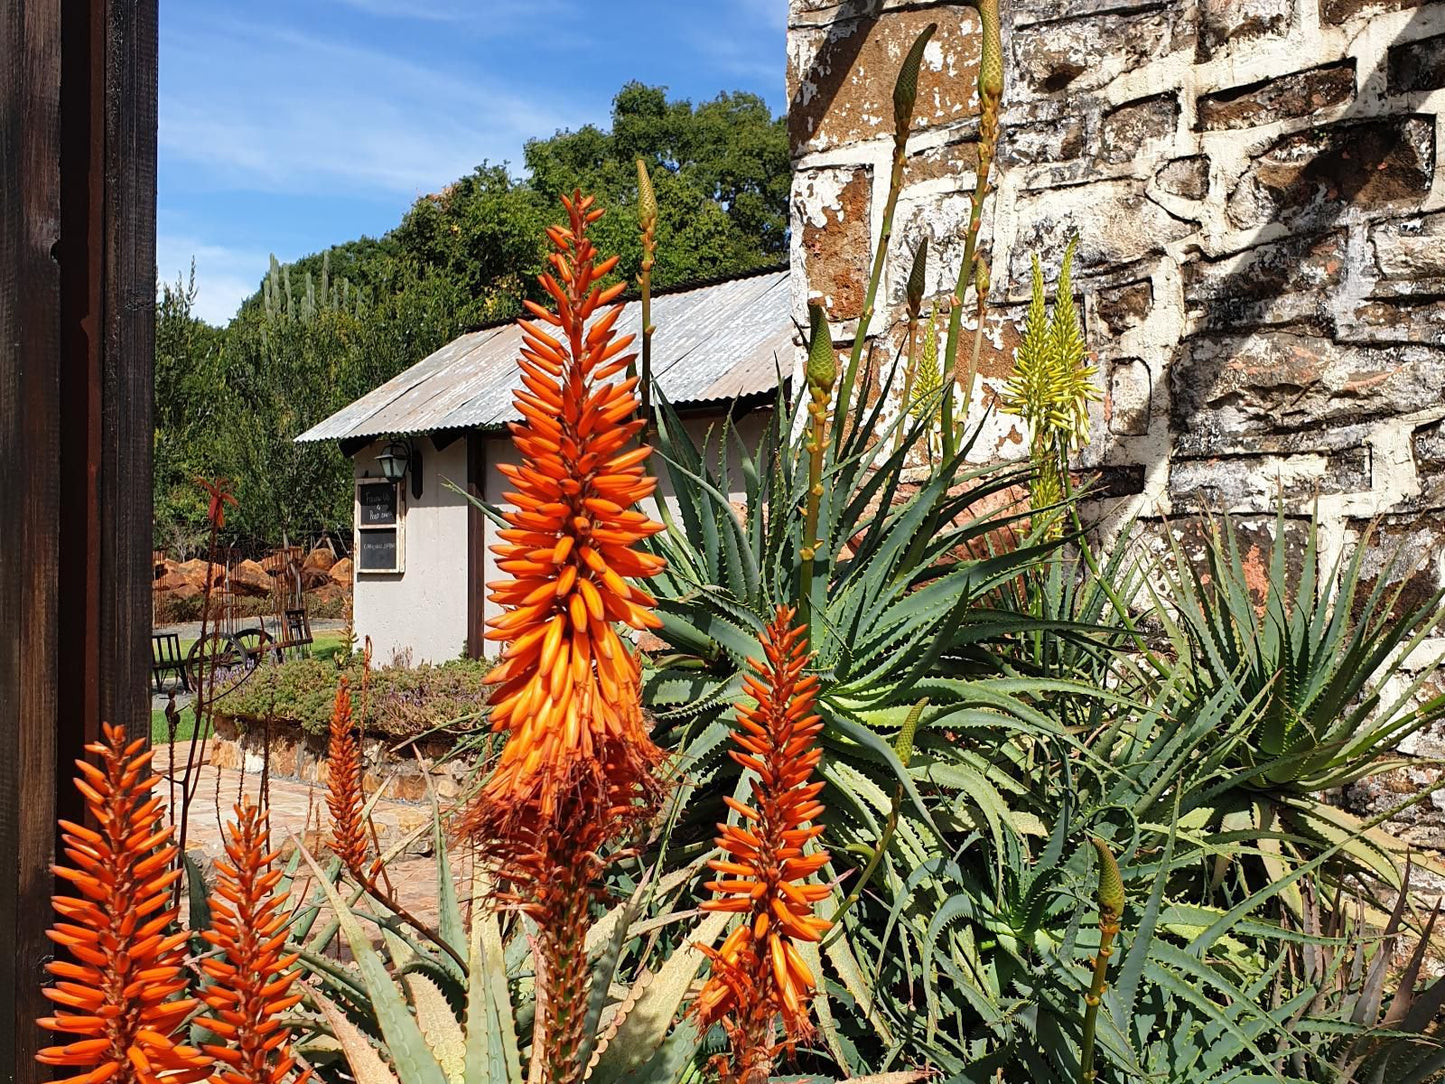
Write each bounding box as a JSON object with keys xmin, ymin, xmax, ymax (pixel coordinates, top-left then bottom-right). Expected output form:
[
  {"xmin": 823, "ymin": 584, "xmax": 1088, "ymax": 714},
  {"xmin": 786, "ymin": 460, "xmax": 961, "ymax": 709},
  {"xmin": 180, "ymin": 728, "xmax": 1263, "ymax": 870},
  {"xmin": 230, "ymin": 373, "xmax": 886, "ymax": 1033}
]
[{"xmin": 296, "ymin": 269, "xmax": 791, "ymax": 443}]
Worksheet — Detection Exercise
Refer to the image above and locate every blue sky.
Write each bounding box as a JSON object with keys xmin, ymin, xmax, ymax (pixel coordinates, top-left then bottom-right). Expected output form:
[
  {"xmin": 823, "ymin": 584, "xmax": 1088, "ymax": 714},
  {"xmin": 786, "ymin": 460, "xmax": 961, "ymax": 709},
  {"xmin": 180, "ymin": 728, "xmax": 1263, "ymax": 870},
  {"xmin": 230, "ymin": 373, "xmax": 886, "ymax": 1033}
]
[{"xmin": 158, "ymin": 1, "xmax": 787, "ymax": 325}]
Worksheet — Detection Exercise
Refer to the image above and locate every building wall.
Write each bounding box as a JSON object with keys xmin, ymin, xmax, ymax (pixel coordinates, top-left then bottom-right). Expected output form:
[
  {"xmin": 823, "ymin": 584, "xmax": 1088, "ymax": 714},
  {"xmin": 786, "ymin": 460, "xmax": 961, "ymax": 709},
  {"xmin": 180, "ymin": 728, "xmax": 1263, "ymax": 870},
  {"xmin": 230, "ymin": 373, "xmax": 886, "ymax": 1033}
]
[
  {"xmin": 476, "ymin": 410, "xmax": 771, "ymax": 658},
  {"xmin": 787, "ymin": 0, "xmax": 1445, "ymax": 844},
  {"xmin": 347, "ymin": 411, "xmax": 772, "ymax": 662},
  {"xmin": 352, "ymin": 436, "xmax": 471, "ymax": 666}
]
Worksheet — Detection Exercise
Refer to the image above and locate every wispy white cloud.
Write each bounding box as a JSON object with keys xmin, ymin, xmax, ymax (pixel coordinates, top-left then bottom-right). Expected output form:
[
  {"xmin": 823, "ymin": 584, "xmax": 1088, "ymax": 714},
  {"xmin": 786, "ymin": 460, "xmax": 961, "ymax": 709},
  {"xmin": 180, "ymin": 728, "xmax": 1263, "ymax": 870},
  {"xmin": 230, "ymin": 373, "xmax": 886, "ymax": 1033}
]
[
  {"xmin": 322, "ymin": 0, "xmax": 575, "ymax": 24},
  {"xmin": 681, "ymin": 0, "xmax": 786, "ymax": 89},
  {"xmin": 156, "ymin": 231, "xmax": 268, "ymax": 326},
  {"xmin": 160, "ymin": 17, "xmax": 575, "ymax": 198}
]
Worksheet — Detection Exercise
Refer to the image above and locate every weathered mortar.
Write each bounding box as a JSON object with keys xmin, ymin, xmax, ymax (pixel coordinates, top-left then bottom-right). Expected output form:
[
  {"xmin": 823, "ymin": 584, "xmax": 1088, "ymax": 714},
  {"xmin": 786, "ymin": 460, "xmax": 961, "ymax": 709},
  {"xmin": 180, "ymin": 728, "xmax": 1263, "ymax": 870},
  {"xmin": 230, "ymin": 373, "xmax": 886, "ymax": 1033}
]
[{"xmin": 787, "ymin": 0, "xmax": 1445, "ymax": 837}]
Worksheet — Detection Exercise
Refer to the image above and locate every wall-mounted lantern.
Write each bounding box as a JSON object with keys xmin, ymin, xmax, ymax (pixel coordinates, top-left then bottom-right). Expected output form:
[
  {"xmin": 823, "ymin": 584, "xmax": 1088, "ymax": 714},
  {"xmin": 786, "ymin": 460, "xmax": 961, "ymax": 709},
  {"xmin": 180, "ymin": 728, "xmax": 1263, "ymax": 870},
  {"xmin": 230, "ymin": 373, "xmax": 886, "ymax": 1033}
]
[{"xmin": 377, "ymin": 438, "xmax": 423, "ymax": 500}]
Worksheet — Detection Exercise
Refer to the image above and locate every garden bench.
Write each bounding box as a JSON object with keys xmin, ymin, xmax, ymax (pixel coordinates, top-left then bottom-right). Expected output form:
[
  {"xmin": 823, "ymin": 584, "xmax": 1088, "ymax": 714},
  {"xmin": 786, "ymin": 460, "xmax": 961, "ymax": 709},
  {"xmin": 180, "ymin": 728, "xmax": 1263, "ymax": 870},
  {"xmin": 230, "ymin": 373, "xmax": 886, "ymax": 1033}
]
[{"xmin": 150, "ymin": 631, "xmax": 190, "ymax": 693}]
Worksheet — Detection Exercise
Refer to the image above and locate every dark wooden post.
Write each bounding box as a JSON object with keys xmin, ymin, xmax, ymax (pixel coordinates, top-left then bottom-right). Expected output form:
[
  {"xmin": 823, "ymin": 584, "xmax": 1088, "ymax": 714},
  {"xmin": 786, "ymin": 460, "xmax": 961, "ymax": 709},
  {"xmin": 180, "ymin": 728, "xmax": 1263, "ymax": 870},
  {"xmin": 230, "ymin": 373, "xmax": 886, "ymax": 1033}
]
[{"xmin": 0, "ymin": 0, "xmax": 158, "ymax": 1076}]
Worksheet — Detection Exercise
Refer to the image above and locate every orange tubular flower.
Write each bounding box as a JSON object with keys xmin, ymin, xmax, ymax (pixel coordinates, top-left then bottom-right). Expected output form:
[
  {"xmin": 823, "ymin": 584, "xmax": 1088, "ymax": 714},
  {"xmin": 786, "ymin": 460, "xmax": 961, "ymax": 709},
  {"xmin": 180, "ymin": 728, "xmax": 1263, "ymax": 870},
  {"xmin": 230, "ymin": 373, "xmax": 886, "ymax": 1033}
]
[
  {"xmin": 460, "ymin": 189, "xmax": 667, "ymax": 848},
  {"xmin": 325, "ymin": 677, "xmax": 369, "ymax": 875},
  {"xmin": 695, "ymin": 607, "xmax": 831, "ymax": 1084},
  {"xmin": 199, "ymin": 801, "xmax": 309, "ymax": 1084},
  {"xmin": 458, "ymin": 192, "xmax": 669, "ymax": 1084},
  {"xmin": 38, "ymin": 722, "xmax": 212, "ymax": 1084}
]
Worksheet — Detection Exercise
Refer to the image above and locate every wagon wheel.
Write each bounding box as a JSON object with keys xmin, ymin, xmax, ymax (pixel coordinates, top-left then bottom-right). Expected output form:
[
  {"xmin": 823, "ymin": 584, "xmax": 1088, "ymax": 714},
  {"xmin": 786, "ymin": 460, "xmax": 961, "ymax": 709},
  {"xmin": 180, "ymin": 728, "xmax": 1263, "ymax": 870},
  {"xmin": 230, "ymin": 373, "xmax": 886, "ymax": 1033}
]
[
  {"xmin": 233, "ymin": 626, "xmax": 280, "ymax": 666},
  {"xmin": 185, "ymin": 631, "xmax": 254, "ymax": 701}
]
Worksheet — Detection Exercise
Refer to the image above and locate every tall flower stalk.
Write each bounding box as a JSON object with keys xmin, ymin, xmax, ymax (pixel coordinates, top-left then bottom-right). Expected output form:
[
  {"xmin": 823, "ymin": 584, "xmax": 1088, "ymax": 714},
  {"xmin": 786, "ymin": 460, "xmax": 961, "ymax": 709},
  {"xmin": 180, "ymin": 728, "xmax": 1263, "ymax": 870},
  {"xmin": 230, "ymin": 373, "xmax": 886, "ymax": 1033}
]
[
  {"xmin": 998, "ymin": 238, "xmax": 1099, "ymax": 538},
  {"xmin": 324, "ymin": 676, "xmax": 369, "ymax": 876},
  {"xmin": 695, "ymin": 607, "xmax": 831, "ymax": 1084},
  {"xmin": 941, "ymin": 0, "xmax": 1003, "ymax": 457},
  {"xmin": 1080, "ymin": 837, "xmax": 1125, "ymax": 1084},
  {"xmin": 833, "ymin": 23, "xmax": 935, "ymax": 447},
  {"xmin": 800, "ymin": 303, "xmax": 836, "ymax": 629},
  {"xmin": 38, "ymin": 723, "xmax": 212, "ymax": 1084},
  {"xmin": 636, "ymin": 157, "xmax": 658, "ymax": 427},
  {"xmin": 460, "ymin": 192, "xmax": 669, "ymax": 1084},
  {"xmin": 198, "ymin": 801, "xmax": 309, "ymax": 1084}
]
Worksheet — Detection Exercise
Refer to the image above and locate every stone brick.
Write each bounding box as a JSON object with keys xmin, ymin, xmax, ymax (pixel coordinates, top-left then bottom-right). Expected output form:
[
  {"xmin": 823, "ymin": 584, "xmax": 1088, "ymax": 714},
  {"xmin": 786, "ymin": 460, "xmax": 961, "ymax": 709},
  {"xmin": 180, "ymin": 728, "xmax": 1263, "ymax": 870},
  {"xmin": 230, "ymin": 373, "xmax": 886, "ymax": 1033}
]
[
  {"xmin": 1345, "ymin": 756, "xmax": 1445, "ymax": 851},
  {"xmin": 1182, "ymin": 231, "xmax": 1346, "ymax": 331},
  {"xmin": 1169, "ymin": 447, "xmax": 1372, "ymax": 511},
  {"xmin": 1346, "ymin": 513, "xmax": 1445, "ymax": 622},
  {"xmin": 1226, "ymin": 116, "xmax": 1434, "ymax": 231},
  {"xmin": 1155, "ymin": 155, "xmax": 1210, "ymax": 200},
  {"xmin": 1003, "ymin": 116, "xmax": 1088, "ymax": 166},
  {"xmin": 1346, "ymin": 296, "xmax": 1445, "ymax": 345},
  {"xmin": 1107, "ymin": 357, "xmax": 1152, "ymax": 435},
  {"xmin": 1009, "ymin": 0, "xmax": 1170, "ymax": 27},
  {"xmin": 1101, "ymin": 94, "xmax": 1180, "ymax": 165},
  {"xmin": 1009, "ymin": 179, "xmax": 1197, "ymax": 291},
  {"xmin": 1096, "ymin": 281, "xmax": 1153, "ymax": 336},
  {"xmin": 1197, "ymin": 61, "xmax": 1356, "ymax": 131},
  {"xmin": 1414, "ymin": 418, "xmax": 1445, "ymax": 507},
  {"xmin": 1011, "ymin": 8, "xmax": 1194, "ymax": 97},
  {"xmin": 796, "ymin": 166, "xmax": 872, "ymax": 320},
  {"xmin": 1139, "ymin": 515, "xmax": 1311, "ymax": 605},
  {"xmin": 1172, "ymin": 330, "xmax": 1445, "ymax": 455},
  {"xmin": 1321, "ymin": 0, "xmax": 1424, "ymax": 25},
  {"xmin": 901, "ymin": 136, "xmax": 979, "ymax": 190},
  {"xmin": 1372, "ymin": 211, "xmax": 1445, "ymax": 282},
  {"xmin": 890, "ymin": 191, "xmax": 984, "ymax": 306},
  {"xmin": 1389, "ymin": 33, "xmax": 1445, "ymax": 95},
  {"xmin": 788, "ymin": 7, "xmax": 981, "ymax": 155},
  {"xmin": 1198, "ymin": 0, "xmax": 1293, "ymax": 61}
]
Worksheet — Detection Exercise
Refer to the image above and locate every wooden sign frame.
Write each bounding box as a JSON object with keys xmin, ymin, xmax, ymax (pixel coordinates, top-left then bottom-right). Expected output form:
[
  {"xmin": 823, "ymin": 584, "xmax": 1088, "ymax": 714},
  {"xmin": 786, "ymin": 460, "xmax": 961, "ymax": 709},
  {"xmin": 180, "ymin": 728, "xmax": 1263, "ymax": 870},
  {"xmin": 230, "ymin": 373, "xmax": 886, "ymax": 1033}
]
[{"xmin": 354, "ymin": 479, "xmax": 405, "ymax": 574}]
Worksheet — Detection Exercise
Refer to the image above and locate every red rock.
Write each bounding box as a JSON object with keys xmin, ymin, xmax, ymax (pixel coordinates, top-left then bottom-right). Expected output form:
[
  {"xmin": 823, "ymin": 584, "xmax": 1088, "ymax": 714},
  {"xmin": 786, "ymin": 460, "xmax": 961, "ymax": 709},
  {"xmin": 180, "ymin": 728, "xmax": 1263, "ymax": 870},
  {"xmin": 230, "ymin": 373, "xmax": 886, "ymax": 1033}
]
[
  {"xmin": 302, "ymin": 546, "xmax": 337, "ymax": 574},
  {"xmin": 173, "ymin": 559, "xmax": 214, "ymax": 590},
  {"xmin": 226, "ymin": 559, "xmax": 274, "ymax": 598},
  {"xmin": 329, "ymin": 557, "xmax": 353, "ymax": 586}
]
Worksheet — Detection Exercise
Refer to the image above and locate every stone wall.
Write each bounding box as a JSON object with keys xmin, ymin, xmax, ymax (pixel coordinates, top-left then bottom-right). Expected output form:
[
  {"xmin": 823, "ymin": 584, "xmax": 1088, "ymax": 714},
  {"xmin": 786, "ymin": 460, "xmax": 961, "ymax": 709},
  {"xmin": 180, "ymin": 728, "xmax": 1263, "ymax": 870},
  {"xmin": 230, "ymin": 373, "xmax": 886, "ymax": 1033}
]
[
  {"xmin": 787, "ymin": 0, "xmax": 1445, "ymax": 842},
  {"xmin": 209, "ymin": 714, "xmax": 472, "ymax": 806}
]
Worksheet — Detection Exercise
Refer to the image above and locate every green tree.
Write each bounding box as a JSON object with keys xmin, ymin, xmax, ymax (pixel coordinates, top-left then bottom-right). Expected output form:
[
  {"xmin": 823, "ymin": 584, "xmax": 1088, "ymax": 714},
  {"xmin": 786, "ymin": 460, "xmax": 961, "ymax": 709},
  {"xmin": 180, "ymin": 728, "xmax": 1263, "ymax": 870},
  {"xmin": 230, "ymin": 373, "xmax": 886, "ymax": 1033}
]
[
  {"xmin": 156, "ymin": 81, "xmax": 789, "ymax": 551},
  {"xmin": 154, "ymin": 264, "xmax": 225, "ymax": 554}
]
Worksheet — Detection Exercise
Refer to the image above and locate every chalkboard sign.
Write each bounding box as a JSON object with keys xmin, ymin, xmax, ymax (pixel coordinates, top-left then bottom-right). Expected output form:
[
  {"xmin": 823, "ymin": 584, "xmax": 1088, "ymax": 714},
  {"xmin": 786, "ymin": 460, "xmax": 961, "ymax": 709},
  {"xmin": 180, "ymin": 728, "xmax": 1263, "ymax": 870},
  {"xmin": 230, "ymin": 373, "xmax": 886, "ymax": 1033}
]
[
  {"xmin": 358, "ymin": 528, "xmax": 399, "ymax": 572},
  {"xmin": 360, "ymin": 482, "xmax": 398, "ymax": 525}
]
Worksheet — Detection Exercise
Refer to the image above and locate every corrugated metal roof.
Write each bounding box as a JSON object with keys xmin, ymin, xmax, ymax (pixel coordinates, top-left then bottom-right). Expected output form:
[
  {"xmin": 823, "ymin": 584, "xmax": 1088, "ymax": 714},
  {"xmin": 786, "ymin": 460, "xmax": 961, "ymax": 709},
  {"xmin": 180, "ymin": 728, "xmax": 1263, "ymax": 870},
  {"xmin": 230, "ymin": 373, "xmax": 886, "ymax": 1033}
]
[{"xmin": 296, "ymin": 269, "xmax": 791, "ymax": 443}]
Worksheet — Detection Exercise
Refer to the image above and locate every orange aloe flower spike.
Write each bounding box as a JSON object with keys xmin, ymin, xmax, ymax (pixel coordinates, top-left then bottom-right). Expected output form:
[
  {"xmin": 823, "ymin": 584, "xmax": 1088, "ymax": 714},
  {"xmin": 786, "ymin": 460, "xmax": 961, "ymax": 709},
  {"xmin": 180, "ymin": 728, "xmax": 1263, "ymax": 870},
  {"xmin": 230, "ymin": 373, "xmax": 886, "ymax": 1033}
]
[
  {"xmin": 459, "ymin": 190, "xmax": 667, "ymax": 849},
  {"xmin": 199, "ymin": 800, "xmax": 310, "ymax": 1084},
  {"xmin": 695, "ymin": 606, "xmax": 831, "ymax": 1084},
  {"xmin": 325, "ymin": 676, "xmax": 369, "ymax": 876},
  {"xmin": 37, "ymin": 722, "xmax": 213, "ymax": 1084},
  {"xmin": 459, "ymin": 192, "xmax": 671, "ymax": 1084},
  {"xmin": 194, "ymin": 477, "xmax": 238, "ymax": 531}
]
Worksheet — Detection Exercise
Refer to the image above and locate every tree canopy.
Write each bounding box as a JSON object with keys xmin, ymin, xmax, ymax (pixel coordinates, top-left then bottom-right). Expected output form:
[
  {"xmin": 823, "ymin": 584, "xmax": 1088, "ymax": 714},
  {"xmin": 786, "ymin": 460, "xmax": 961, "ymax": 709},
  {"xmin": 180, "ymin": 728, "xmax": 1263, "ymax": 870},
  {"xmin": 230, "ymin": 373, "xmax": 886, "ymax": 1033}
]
[{"xmin": 154, "ymin": 82, "xmax": 789, "ymax": 551}]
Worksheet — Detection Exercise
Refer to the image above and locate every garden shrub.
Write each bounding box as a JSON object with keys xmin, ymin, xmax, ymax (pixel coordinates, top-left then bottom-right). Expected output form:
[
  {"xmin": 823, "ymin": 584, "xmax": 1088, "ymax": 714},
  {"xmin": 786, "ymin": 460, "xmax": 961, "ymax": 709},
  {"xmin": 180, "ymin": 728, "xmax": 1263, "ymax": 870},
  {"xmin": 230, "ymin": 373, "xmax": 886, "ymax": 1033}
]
[{"xmin": 215, "ymin": 655, "xmax": 491, "ymax": 739}]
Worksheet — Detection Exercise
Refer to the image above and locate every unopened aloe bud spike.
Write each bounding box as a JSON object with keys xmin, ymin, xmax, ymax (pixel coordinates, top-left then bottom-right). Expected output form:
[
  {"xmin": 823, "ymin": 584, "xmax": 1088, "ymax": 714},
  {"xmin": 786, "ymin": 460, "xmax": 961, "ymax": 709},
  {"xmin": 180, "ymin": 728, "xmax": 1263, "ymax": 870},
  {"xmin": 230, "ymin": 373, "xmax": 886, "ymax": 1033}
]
[
  {"xmin": 906, "ymin": 238, "xmax": 929, "ymax": 318},
  {"xmin": 636, "ymin": 157, "xmax": 657, "ymax": 232},
  {"xmin": 893, "ymin": 23, "xmax": 938, "ymax": 145},
  {"xmin": 977, "ymin": 0, "xmax": 1003, "ymax": 101},
  {"xmin": 894, "ymin": 698, "xmax": 928, "ymax": 769},
  {"xmin": 806, "ymin": 302, "xmax": 837, "ymax": 395},
  {"xmin": 1091, "ymin": 836, "xmax": 1125, "ymax": 917}
]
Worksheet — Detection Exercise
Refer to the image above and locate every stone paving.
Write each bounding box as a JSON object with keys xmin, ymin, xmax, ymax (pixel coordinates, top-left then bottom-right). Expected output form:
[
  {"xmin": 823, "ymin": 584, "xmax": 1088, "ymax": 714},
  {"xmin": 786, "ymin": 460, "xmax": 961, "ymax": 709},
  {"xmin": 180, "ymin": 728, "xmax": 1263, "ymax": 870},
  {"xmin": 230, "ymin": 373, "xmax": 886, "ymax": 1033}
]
[{"xmin": 155, "ymin": 742, "xmax": 462, "ymax": 925}]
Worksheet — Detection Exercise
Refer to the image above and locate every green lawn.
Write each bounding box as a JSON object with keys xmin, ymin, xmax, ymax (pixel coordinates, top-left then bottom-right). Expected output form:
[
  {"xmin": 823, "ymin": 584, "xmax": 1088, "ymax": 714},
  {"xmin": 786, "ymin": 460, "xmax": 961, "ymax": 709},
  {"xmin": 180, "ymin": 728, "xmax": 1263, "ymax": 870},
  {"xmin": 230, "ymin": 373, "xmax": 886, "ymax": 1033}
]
[
  {"xmin": 150, "ymin": 709, "xmax": 212, "ymax": 745},
  {"xmin": 174, "ymin": 628, "xmax": 350, "ymax": 662}
]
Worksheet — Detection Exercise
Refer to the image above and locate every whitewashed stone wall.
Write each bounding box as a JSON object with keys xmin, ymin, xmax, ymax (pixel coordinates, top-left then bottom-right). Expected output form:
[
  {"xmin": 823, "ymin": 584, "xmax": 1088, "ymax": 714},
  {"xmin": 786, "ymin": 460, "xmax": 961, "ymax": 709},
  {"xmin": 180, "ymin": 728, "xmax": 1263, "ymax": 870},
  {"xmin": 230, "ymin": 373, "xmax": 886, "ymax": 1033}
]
[{"xmin": 788, "ymin": 0, "xmax": 1445, "ymax": 845}]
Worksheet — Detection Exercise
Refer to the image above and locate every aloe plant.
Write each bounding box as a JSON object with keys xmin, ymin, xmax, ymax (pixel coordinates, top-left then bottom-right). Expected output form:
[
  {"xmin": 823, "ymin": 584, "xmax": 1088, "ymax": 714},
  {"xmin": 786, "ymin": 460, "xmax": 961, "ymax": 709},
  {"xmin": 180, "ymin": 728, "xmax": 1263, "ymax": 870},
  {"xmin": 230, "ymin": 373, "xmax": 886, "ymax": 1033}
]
[
  {"xmin": 1153, "ymin": 510, "xmax": 1445, "ymax": 900},
  {"xmin": 287, "ymin": 805, "xmax": 733, "ymax": 1084}
]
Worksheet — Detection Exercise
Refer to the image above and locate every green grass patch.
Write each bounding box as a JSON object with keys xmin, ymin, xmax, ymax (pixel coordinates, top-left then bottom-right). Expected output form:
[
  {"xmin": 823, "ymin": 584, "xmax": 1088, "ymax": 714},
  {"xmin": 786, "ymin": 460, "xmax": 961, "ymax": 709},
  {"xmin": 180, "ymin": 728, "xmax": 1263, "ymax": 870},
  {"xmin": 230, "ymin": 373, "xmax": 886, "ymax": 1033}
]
[
  {"xmin": 175, "ymin": 628, "xmax": 351, "ymax": 663},
  {"xmin": 150, "ymin": 708, "xmax": 213, "ymax": 745}
]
